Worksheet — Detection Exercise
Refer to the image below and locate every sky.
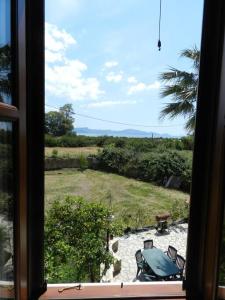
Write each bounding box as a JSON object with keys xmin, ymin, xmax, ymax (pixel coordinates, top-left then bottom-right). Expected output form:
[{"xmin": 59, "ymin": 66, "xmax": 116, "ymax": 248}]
[
  {"xmin": 0, "ymin": 0, "xmax": 10, "ymax": 46},
  {"xmin": 45, "ymin": 0, "xmax": 204, "ymax": 136}
]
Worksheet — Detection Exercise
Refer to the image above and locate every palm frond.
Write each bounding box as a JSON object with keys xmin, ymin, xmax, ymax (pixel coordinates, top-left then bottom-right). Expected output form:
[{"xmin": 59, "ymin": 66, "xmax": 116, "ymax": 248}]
[
  {"xmin": 159, "ymin": 67, "xmax": 197, "ymax": 82},
  {"xmin": 160, "ymin": 84, "xmax": 197, "ymax": 102},
  {"xmin": 180, "ymin": 46, "xmax": 200, "ymax": 71},
  {"xmin": 160, "ymin": 100, "xmax": 195, "ymax": 120},
  {"xmin": 159, "ymin": 46, "xmax": 200, "ymax": 134},
  {"xmin": 185, "ymin": 113, "xmax": 196, "ymax": 132}
]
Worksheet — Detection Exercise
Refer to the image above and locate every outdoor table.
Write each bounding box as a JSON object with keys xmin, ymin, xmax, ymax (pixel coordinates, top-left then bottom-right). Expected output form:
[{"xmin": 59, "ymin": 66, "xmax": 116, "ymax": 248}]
[{"xmin": 142, "ymin": 248, "xmax": 180, "ymax": 279}]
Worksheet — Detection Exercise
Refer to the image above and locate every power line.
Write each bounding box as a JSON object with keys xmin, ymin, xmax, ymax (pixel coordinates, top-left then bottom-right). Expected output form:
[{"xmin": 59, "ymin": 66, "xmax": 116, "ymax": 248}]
[{"xmin": 45, "ymin": 103, "xmax": 184, "ymax": 128}]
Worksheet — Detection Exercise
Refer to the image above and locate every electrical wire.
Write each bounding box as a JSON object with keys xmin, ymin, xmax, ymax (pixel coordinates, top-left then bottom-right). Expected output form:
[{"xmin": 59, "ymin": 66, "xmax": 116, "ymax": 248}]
[{"xmin": 45, "ymin": 103, "xmax": 184, "ymax": 128}]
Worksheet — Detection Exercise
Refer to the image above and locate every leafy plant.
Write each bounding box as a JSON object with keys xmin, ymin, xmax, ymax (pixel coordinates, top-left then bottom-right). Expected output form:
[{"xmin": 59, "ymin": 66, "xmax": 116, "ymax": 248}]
[
  {"xmin": 45, "ymin": 196, "xmax": 122, "ymax": 283},
  {"xmin": 51, "ymin": 149, "xmax": 58, "ymax": 158},
  {"xmin": 78, "ymin": 154, "xmax": 88, "ymax": 171}
]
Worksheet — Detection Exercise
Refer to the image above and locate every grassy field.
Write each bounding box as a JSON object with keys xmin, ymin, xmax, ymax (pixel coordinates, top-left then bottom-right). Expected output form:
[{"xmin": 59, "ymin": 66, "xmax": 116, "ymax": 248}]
[
  {"xmin": 45, "ymin": 146, "xmax": 101, "ymax": 158},
  {"xmin": 45, "ymin": 169, "xmax": 189, "ymax": 228}
]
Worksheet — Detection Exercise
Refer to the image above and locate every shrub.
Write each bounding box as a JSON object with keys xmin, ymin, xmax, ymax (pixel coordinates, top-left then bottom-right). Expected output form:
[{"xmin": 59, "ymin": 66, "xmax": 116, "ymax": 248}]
[
  {"xmin": 45, "ymin": 134, "xmax": 58, "ymax": 147},
  {"xmin": 97, "ymin": 146, "xmax": 134, "ymax": 174},
  {"xmin": 0, "ymin": 193, "xmax": 13, "ymax": 220},
  {"xmin": 78, "ymin": 153, "xmax": 88, "ymax": 171},
  {"xmin": 142, "ymin": 151, "xmax": 187, "ymax": 184},
  {"xmin": 45, "ymin": 196, "xmax": 122, "ymax": 283},
  {"xmin": 51, "ymin": 149, "xmax": 58, "ymax": 158},
  {"xmin": 96, "ymin": 148, "xmax": 190, "ymax": 190}
]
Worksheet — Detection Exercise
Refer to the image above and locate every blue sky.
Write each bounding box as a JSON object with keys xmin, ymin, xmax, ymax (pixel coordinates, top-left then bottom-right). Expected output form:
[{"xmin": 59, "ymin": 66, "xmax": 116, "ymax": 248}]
[{"xmin": 45, "ymin": 0, "xmax": 204, "ymax": 136}]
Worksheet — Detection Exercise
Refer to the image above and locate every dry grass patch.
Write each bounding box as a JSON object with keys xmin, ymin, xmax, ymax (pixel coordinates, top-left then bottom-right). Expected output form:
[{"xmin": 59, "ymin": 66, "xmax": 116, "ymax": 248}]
[{"xmin": 45, "ymin": 146, "xmax": 101, "ymax": 158}]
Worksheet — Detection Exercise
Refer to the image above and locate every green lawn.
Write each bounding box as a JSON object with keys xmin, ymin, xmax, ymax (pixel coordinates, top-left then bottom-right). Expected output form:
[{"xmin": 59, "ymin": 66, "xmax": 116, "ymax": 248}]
[{"xmin": 45, "ymin": 169, "xmax": 189, "ymax": 228}]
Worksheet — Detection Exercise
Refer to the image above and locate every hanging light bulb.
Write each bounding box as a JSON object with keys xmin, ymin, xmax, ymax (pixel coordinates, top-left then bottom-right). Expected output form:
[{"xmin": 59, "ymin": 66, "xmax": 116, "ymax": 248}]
[
  {"xmin": 157, "ymin": 0, "xmax": 162, "ymax": 51},
  {"xmin": 158, "ymin": 39, "xmax": 161, "ymax": 51}
]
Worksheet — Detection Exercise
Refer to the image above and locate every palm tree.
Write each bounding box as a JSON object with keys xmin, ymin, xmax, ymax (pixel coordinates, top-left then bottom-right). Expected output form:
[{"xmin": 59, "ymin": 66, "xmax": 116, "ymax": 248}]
[
  {"xmin": 159, "ymin": 46, "xmax": 200, "ymax": 132},
  {"xmin": 0, "ymin": 45, "xmax": 11, "ymax": 103}
]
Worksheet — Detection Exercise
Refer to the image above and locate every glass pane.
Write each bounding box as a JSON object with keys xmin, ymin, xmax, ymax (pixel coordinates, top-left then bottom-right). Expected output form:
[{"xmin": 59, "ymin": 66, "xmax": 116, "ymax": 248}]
[
  {"xmin": 0, "ymin": 121, "xmax": 14, "ymax": 298},
  {"xmin": 0, "ymin": 0, "xmax": 12, "ymax": 105}
]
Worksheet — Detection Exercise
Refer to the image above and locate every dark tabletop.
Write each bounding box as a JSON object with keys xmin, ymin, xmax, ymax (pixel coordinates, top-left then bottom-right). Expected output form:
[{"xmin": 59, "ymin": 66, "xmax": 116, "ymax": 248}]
[{"xmin": 142, "ymin": 248, "xmax": 180, "ymax": 278}]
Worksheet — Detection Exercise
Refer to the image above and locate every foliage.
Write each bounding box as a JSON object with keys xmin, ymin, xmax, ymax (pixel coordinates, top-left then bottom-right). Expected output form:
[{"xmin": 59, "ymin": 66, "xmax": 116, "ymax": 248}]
[
  {"xmin": 97, "ymin": 146, "xmax": 135, "ymax": 174},
  {"xmin": 45, "ymin": 104, "xmax": 75, "ymax": 136},
  {"xmin": 0, "ymin": 225, "xmax": 7, "ymax": 272},
  {"xmin": 140, "ymin": 151, "xmax": 187, "ymax": 184},
  {"xmin": 159, "ymin": 46, "xmax": 200, "ymax": 132},
  {"xmin": 78, "ymin": 153, "xmax": 88, "ymax": 171},
  {"xmin": 0, "ymin": 192, "xmax": 13, "ymax": 220},
  {"xmin": 96, "ymin": 147, "xmax": 192, "ymax": 192},
  {"xmin": 51, "ymin": 149, "xmax": 58, "ymax": 158},
  {"xmin": 0, "ymin": 129, "xmax": 13, "ymax": 220},
  {"xmin": 45, "ymin": 196, "xmax": 122, "ymax": 283},
  {"xmin": 0, "ymin": 45, "xmax": 11, "ymax": 103},
  {"xmin": 45, "ymin": 134, "xmax": 194, "ymax": 151}
]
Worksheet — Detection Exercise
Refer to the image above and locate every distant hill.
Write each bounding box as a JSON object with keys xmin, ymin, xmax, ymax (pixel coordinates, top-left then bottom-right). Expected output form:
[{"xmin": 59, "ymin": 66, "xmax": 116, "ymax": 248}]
[{"xmin": 75, "ymin": 127, "xmax": 176, "ymax": 138}]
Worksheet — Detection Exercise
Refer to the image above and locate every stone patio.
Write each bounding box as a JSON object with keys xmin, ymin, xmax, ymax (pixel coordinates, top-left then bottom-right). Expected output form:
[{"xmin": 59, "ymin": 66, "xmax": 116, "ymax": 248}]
[{"xmin": 102, "ymin": 223, "xmax": 188, "ymax": 282}]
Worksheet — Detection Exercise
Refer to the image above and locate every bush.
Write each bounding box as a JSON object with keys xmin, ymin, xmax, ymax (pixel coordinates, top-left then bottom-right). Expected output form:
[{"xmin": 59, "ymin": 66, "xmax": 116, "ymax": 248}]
[
  {"xmin": 97, "ymin": 146, "xmax": 134, "ymax": 174},
  {"xmin": 45, "ymin": 135, "xmax": 58, "ymax": 147},
  {"xmin": 78, "ymin": 154, "xmax": 88, "ymax": 171},
  {"xmin": 45, "ymin": 196, "xmax": 122, "ymax": 283},
  {"xmin": 141, "ymin": 151, "xmax": 187, "ymax": 184},
  {"xmin": 51, "ymin": 149, "xmax": 58, "ymax": 158},
  {"xmin": 0, "ymin": 193, "xmax": 13, "ymax": 220},
  {"xmin": 96, "ymin": 147, "xmax": 191, "ymax": 192}
]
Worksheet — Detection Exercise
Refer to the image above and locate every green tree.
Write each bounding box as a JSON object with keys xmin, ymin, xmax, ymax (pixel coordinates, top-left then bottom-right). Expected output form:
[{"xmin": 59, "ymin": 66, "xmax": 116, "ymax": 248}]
[
  {"xmin": 0, "ymin": 45, "xmax": 11, "ymax": 103},
  {"xmin": 45, "ymin": 103, "xmax": 75, "ymax": 136},
  {"xmin": 159, "ymin": 46, "xmax": 200, "ymax": 132},
  {"xmin": 45, "ymin": 196, "xmax": 122, "ymax": 283}
]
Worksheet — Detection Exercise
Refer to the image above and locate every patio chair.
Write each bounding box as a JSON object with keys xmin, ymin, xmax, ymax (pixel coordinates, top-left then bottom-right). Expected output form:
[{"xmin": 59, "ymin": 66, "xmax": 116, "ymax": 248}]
[
  {"xmin": 135, "ymin": 250, "xmax": 145, "ymax": 277},
  {"xmin": 143, "ymin": 239, "xmax": 154, "ymax": 249},
  {"xmin": 165, "ymin": 245, "xmax": 177, "ymax": 263},
  {"xmin": 175, "ymin": 254, "xmax": 185, "ymax": 279},
  {"xmin": 139, "ymin": 272, "xmax": 158, "ymax": 282}
]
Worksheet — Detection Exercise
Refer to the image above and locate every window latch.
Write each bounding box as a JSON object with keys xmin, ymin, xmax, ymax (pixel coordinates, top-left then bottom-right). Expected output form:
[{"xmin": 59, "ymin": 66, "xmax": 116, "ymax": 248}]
[{"xmin": 58, "ymin": 284, "xmax": 82, "ymax": 293}]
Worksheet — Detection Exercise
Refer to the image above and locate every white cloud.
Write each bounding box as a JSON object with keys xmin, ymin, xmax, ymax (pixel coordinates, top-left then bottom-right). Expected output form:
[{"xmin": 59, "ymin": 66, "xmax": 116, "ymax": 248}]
[
  {"xmin": 104, "ymin": 61, "xmax": 119, "ymax": 68},
  {"xmin": 45, "ymin": 22, "xmax": 76, "ymax": 63},
  {"xmin": 82, "ymin": 100, "xmax": 137, "ymax": 108},
  {"xmin": 127, "ymin": 76, "xmax": 137, "ymax": 84},
  {"xmin": 46, "ymin": 60, "xmax": 103, "ymax": 101},
  {"xmin": 45, "ymin": 22, "xmax": 104, "ymax": 101},
  {"xmin": 128, "ymin": 80, "xmax": 160, "ymax": 95},
  {"xmin": 45, "ymin": 49, "xmax": 63, "ymax": 63},
  {"xmin": 106, "ymin": 71, "xmax": 123, "ymax": 83}
]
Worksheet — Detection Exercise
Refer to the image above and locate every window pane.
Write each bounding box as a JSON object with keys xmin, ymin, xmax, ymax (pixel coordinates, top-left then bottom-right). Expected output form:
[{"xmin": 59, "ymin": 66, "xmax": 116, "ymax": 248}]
[
  {"xmin": 0, "ymin": 121, "xmax": 14, "ymax": 298},
  {"xmin": 0, "ymin": 0, "xmax": 12, "ymax": 105}
]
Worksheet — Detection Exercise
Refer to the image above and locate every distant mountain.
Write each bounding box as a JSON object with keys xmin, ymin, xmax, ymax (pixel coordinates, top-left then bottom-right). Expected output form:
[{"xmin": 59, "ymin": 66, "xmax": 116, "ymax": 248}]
[{"xmin": 75, "ymin": 127, "xmax": 176, "ymax": 138}]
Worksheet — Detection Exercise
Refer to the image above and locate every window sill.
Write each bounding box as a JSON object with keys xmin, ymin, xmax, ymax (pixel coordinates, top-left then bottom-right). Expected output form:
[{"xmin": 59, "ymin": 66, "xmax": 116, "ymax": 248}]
[
  {"xmin": 218, "ymin": 286, "xmax": 225, "ymax": 299},
  {"xmin": 39, "ymin": 282, "xmax": 185, "ymax": 299},
  {"xmin": 0, "ymin": 281, "xmax": 14, "ymax": 299}
]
